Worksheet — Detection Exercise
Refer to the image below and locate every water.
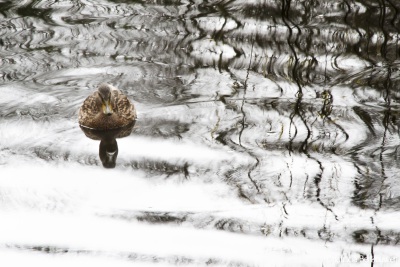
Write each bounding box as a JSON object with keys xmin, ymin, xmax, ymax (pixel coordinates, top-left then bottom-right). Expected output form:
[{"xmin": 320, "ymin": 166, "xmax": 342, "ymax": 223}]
[{"xmin": 1, "ymin": 0, "xmax": 400, "ymax": 266}]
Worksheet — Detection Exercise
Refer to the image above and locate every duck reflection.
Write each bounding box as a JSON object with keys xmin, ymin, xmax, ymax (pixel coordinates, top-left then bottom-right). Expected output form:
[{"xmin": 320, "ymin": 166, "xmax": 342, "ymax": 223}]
[
  {"xmin": 80, "ymin": 121, "xmax": 135, "ymax": 168},
  {"xmin": 99, "ymin": 137, "xmax": 118, "ymax": 168}
]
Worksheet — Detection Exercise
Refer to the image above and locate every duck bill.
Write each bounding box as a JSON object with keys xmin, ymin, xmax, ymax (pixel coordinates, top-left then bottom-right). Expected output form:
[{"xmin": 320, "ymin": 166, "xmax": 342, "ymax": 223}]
[{"xmin": 102, "ymin": 100, "xmax": 113, "ymax": 115}]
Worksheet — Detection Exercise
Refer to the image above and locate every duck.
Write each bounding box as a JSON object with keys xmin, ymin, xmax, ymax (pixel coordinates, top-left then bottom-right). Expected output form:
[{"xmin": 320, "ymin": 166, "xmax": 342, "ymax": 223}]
[{"xmin": 79, "ymin": 83, "xmax": 136, "ymax": 130}]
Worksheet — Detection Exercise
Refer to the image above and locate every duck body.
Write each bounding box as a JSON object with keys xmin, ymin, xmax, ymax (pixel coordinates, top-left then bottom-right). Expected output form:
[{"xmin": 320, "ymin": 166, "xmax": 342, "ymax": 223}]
[{"xmin": 79, "ymin": 84, "xmax": 136, "ymax": 130}]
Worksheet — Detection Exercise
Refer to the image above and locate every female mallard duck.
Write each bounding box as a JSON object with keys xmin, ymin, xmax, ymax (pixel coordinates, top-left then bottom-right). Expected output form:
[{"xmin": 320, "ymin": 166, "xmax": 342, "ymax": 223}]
[{"xmin": 79, "ymin": 83, "xmax": 136, "ymax": 130}]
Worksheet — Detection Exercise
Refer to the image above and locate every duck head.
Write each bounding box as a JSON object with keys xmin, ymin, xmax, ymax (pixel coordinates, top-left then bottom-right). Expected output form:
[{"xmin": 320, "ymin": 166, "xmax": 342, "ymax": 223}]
[{"xmin": 98, "ymin": 84, "xmax": 113, "ymax": 116}]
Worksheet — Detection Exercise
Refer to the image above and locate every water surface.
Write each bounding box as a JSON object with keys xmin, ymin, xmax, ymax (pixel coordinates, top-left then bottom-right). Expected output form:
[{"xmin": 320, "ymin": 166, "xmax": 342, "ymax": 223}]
[{"xmin": 1, "ymin": 0, "xmax": 400, "ymax": 266}]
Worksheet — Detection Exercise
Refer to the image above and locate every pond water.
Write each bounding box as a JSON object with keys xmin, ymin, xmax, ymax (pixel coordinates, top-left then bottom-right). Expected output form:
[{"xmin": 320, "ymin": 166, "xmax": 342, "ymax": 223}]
[{"xmin": 1, "ymin": 0, "xmax": 400, "ymax": 266}]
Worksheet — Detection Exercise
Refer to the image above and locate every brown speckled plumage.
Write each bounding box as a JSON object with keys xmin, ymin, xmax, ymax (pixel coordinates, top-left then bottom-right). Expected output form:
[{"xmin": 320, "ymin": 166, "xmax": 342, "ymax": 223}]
[{"xmin": 79, "ymin": 84, "xmax": 136, "ymax": 130}]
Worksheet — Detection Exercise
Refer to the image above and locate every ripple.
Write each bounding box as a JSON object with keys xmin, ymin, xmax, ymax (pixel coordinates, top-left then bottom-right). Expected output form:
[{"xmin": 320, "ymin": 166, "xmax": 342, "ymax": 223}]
[{"xmin": 2, "ymin": 0, "xmax": 400, "ymax": 266}]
